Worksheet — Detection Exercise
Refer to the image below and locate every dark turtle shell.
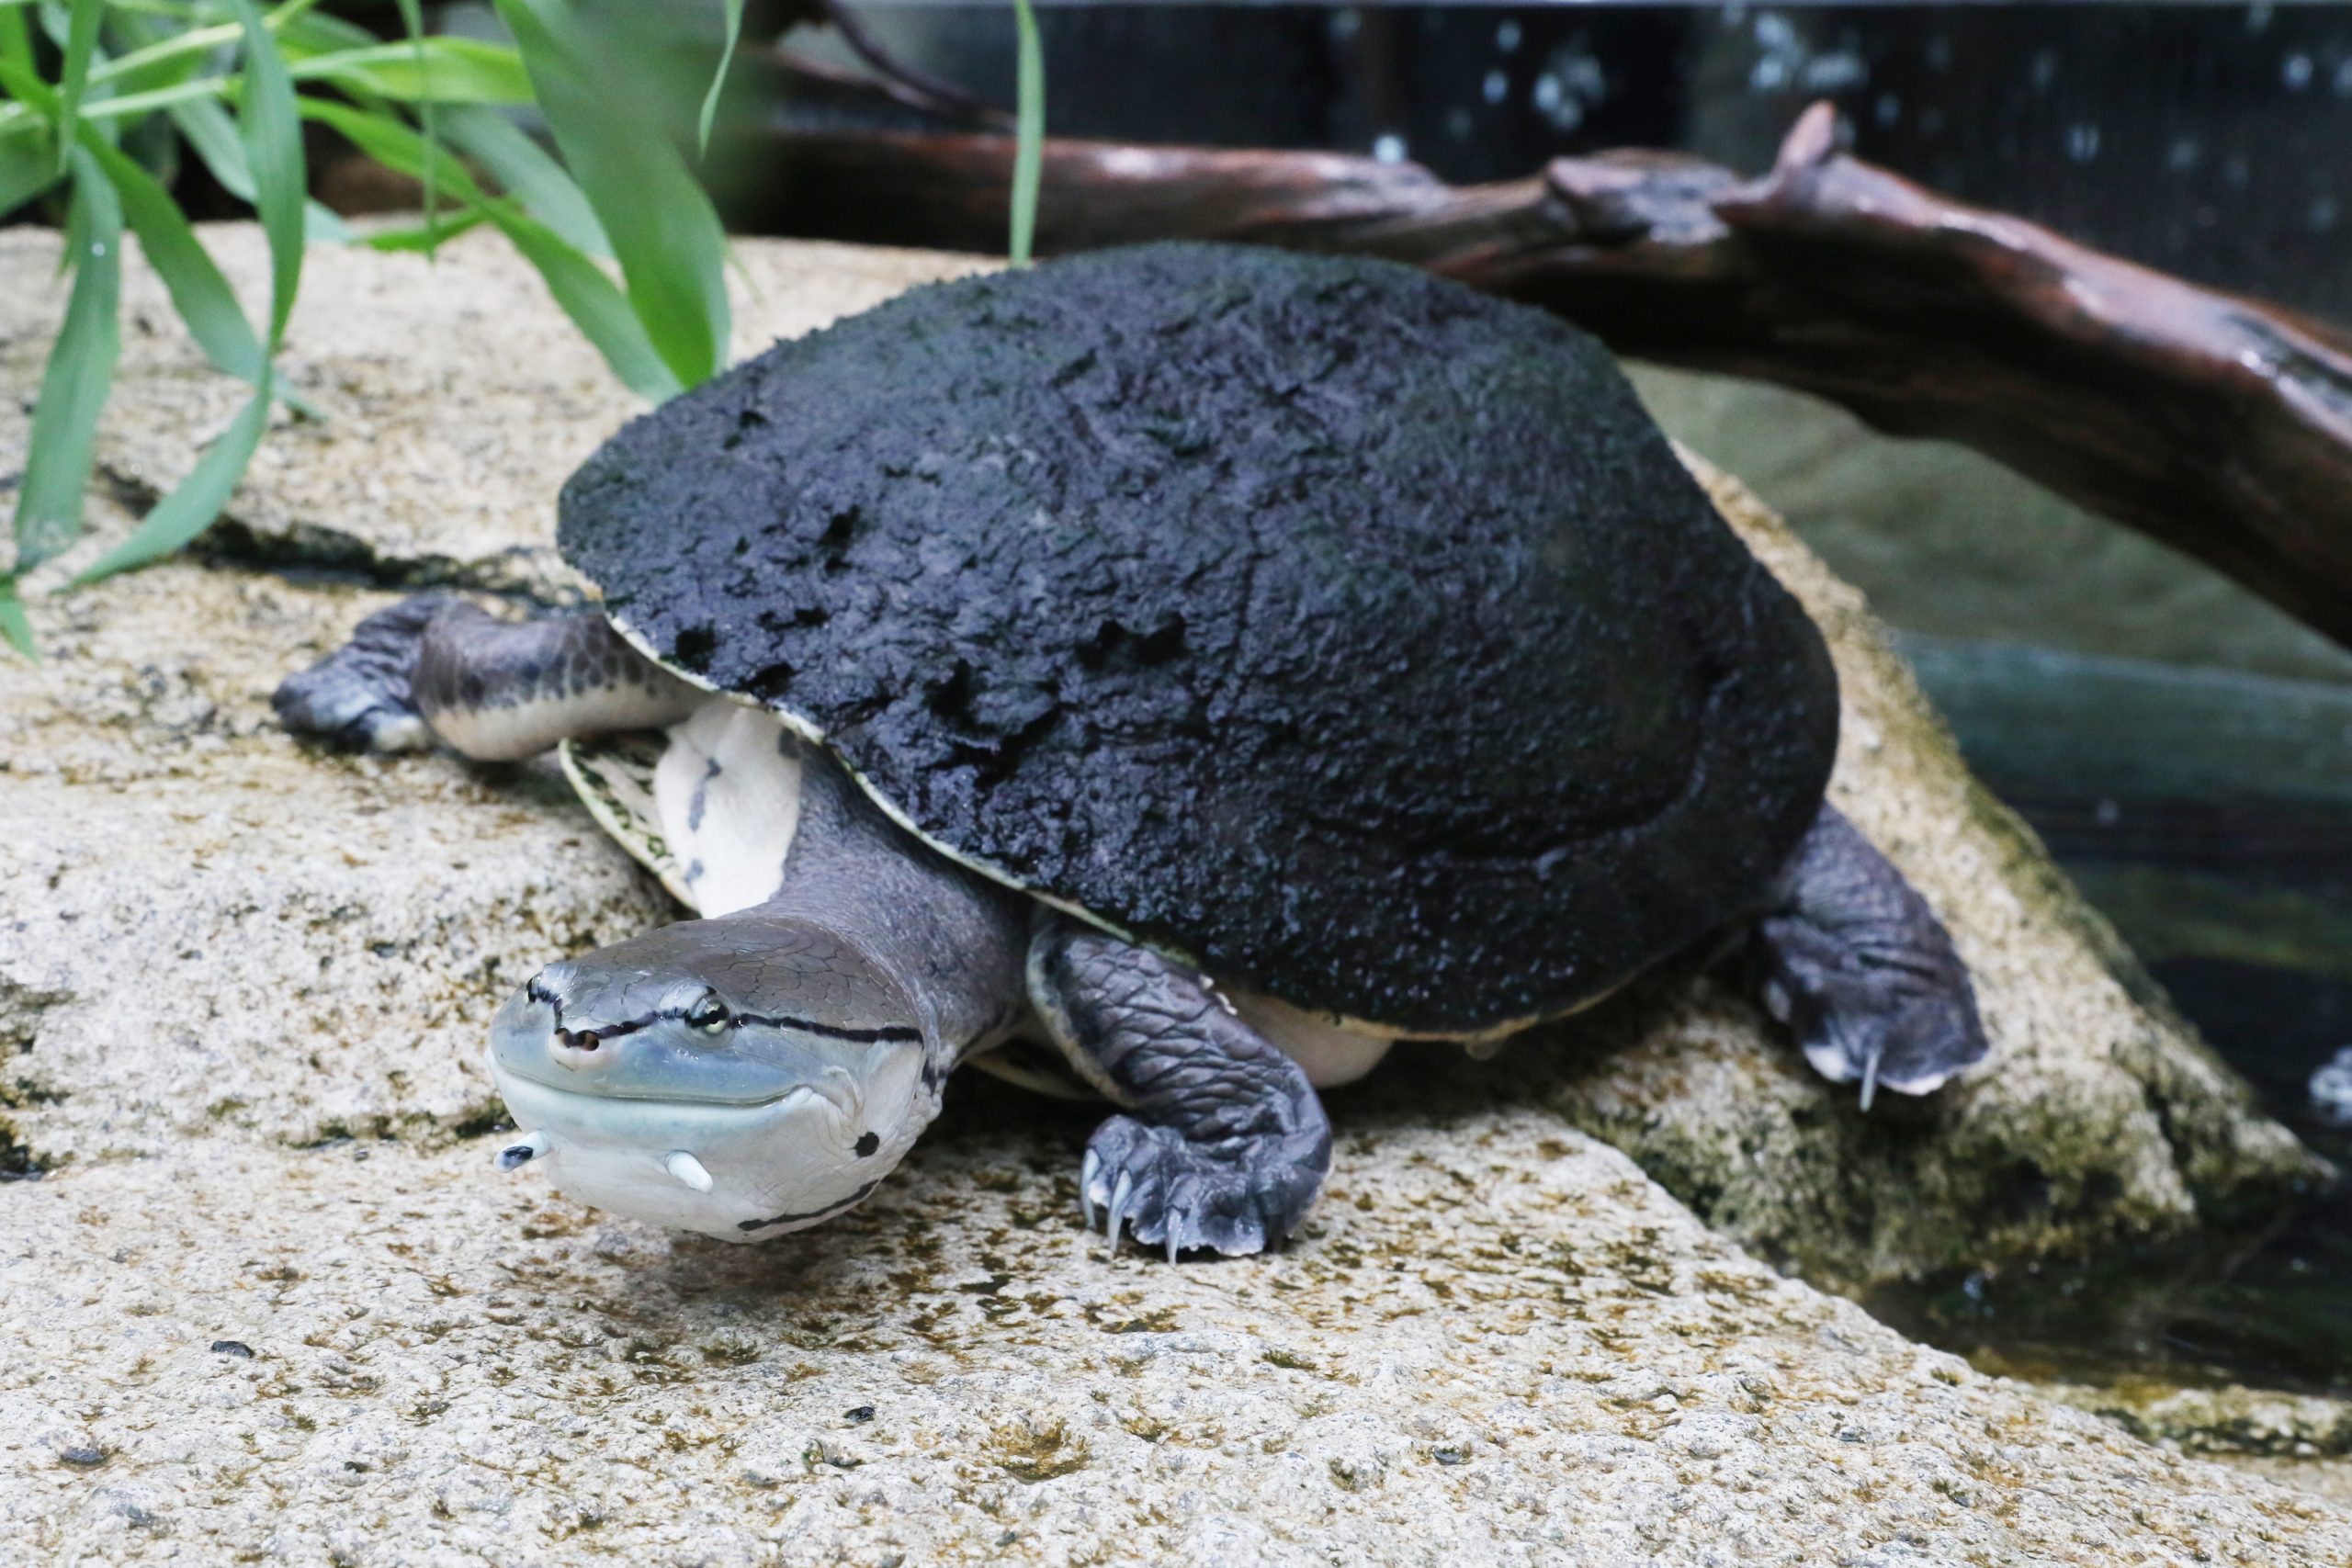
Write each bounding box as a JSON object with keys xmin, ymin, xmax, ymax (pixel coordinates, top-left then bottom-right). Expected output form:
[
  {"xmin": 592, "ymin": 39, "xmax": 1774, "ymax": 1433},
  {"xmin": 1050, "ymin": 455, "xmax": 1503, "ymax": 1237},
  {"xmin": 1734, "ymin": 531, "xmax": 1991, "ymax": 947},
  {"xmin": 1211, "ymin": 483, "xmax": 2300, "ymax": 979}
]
[{"xmin": 559, "ymin": 242, "xmax": 1838, "ymax": 1035}]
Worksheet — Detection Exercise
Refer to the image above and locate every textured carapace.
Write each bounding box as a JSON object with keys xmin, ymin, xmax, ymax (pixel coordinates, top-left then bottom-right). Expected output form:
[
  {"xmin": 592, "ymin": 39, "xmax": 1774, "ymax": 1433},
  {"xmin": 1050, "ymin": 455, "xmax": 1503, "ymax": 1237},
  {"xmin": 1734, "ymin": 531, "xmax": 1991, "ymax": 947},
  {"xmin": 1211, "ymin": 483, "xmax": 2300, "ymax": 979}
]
[{"xmin": 560, "ymin": 243, "xmax": 1838, "ymax": 1033}]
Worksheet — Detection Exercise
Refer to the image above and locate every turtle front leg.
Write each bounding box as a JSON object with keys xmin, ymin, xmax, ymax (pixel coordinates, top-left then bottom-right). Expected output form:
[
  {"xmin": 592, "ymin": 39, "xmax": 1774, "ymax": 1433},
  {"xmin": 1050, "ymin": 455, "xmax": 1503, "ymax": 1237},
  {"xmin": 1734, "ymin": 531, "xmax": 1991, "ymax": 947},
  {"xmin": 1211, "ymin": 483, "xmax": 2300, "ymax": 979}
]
[
  {"xmin": 274, "ymin": 594, "xmax": 696, "ymax": 761},
  {"xmin": 1027, "ymin": 917, "xmax": 1331, "ymax": 1261},
  {"xmin": 1748, "ymin": 803, "xmax": 1989, "ymax": 1106}
]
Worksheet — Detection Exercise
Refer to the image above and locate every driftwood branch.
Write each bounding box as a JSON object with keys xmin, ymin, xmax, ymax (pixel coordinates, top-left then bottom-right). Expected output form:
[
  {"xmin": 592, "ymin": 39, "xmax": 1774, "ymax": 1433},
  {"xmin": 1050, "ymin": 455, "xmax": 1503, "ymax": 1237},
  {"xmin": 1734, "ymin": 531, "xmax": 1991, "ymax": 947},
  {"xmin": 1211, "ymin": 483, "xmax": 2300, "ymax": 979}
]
[{"xmin": 741, "ymin": 104, "xmax": 2352, "ymax": 649}]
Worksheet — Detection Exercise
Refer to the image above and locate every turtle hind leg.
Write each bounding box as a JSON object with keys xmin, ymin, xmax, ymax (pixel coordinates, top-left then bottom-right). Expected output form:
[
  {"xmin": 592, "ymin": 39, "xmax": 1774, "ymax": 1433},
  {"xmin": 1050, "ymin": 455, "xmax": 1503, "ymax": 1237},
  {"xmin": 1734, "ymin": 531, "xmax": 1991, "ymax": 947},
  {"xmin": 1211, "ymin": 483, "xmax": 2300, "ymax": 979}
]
[
  {"xmin": 1028, "ymin": 918, "xmax": 1331, "ymax": 1261},
  {"xmin": 1748, "ymin": 803, "xmax": 1988, "ymax": 1106},
  {"xmin": 274, "ymin": 594, "xmax": 697, "ymax": 761}
]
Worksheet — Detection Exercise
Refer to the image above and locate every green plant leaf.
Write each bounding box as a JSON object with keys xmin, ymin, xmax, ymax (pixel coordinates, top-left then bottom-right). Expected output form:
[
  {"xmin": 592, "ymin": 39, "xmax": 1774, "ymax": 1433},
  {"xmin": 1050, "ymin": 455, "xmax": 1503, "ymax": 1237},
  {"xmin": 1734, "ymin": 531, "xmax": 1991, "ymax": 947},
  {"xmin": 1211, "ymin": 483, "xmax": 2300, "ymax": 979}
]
[
  {"xmin": 164, "ymin": 96, "xmax": 345, "ymax": 239},
  {"xmin": 441, "ymin": 102, "xmax": 607, "ymax": 256},
  {"xmin": 695, "ymin": 0, "xmax": 741, "ymax": 156},
  {"xmin": 89, "ymin": 0, "xmax": 327, "ymax": 88},
  {"xmin": 75, "ymin": 370, "xmax": 271, "ymax": 581},
  {"xmin": 52, "ymin": 0, "xmax": 100, "ymax": 175},
  {"xmin": 12, "ymin": 152, "xmax": 121, "ymax": 574},
  {"xmin": 0, "ymin": 6, "xmax": 29, "ymax": 73},
  {"xmin": 232, "ymin": 0, "xmax": 302, "ymax": 348},
  {"xmin": 82, "ymin": 131, "xmax": 266, "ymax": 384},
  {"xmin": 392, "ymin": 0, "xmax": 436, "ymax": 244},
  {"xmin": 300, "ymin": 97, "xmax": 485, "ymax": 202},
  {"xmin": 0, "ymin": 576, "xmax": 34, "ymax": 660},
  {"xmin": 302, "ymin": 197, "xmax": 347, "ymax": 243},
  {"xmin": 495, "ymin": 0, "xmax": 729, "ymax": 389},
  {"xmin": 292, "ymin": 39, "xmax": 532, "ymax": 105},
  {"xmin": 1009, "ymin": 0, "xmax": 1043, "ymax": 266},
  {"xmin": 275, "ymin": 7, "xmax": 379, "ymax": 54},
  {"xmin": 483, "ymin": 205, "xmax": 680, "ymax": 402},
  {"xmin": 302, "ymin": 101, "xmax": 671, "ymax": 400},
  {"xmin": 363, "ymin": 202, "xmax": 491, "ymax": 252},
  {"xmin": 0, "ymin": 122, "xmax": 56, "ymax": 216},
  {"xmin": 166, "ymin": 94, "xmax": 252, "ymax": 197}
]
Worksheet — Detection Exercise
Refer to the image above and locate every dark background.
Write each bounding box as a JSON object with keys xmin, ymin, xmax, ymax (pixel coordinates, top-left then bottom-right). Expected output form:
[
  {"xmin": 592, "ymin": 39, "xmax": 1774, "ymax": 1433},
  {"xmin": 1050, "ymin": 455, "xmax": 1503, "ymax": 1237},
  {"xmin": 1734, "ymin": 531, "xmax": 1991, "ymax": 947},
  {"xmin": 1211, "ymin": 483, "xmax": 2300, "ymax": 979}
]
[{"xmin": 799, "ymin": 3, "xmax": 2352, "ymax": 325}]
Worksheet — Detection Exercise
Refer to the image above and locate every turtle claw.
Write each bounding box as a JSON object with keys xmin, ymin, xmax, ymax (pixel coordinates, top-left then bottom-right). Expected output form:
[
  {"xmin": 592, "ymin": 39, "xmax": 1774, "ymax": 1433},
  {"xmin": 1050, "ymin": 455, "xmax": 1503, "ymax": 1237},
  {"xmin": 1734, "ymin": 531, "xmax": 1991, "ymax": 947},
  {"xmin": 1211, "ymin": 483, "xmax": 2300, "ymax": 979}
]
[
  {"xmin": 1753, "ymin": 807, "xmax": 1988, "ymax": 1104},
  {"xmin": 1106, "ymin": 1171, "xmax": 1135, "ymax": 1254},
  {"xmin": 1075, "ymin": 1113, "xmax": 1319, "ymax": 1262}
]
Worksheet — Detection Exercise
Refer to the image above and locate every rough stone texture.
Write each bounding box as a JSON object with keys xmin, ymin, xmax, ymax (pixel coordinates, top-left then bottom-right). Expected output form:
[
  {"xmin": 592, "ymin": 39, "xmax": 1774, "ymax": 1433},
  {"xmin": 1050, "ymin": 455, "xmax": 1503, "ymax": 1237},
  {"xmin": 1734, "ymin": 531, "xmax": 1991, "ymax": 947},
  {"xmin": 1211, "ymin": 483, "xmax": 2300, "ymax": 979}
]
[
  {"xmin": 1534, "ymin": 454, "xmax": 2330, "ymax": 1292},
  {"xmin": 2036, "ymin": 1377, "xmax": 2352, "ymax": 1460},
  {"xmin": 6, "ymin": 1088, "xmax": 2351, "ymax": 1567},
  {"xmin": 0, "ymin": 514, "xmax": 670, "ymax": 1160},
  {"xmin": 1, "ymin": 225, "xmax": 2324, "ymax": 1290},
  {"xmin": 3, "ymin": 227, "xmax": 2347, "ymax": 1554}
]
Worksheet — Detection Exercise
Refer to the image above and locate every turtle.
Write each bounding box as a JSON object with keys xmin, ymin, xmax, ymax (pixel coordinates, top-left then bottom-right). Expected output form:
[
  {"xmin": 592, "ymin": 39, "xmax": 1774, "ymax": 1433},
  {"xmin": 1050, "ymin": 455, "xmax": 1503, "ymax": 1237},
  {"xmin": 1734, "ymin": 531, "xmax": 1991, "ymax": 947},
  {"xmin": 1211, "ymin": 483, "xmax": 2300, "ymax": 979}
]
[{"xmin": 273, "ymin": 241, "xmax": 1987, "ymax": 1259}]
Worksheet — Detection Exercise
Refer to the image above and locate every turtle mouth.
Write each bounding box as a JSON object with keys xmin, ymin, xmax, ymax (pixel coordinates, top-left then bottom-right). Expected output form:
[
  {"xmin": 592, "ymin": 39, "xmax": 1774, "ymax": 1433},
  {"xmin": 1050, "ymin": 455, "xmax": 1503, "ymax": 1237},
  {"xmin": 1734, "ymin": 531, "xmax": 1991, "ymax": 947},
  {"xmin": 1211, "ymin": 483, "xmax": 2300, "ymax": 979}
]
[
  {"xmin": 486, "ymin": 1062, "xmax": 899, "ymax": 1242},
  {"xmin": 487, "ymin": 1062, "xmax": 846, "ymax": 1142}
]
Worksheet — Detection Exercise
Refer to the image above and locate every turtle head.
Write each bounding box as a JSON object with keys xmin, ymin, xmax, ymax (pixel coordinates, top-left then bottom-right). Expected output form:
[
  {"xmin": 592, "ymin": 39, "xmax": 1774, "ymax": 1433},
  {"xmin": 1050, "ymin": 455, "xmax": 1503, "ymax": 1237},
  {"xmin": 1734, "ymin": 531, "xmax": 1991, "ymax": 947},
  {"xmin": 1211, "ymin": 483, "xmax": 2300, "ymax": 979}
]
[{"xmin": 484, "ymin": 915, "xmax": 941, "ymax": 1242}]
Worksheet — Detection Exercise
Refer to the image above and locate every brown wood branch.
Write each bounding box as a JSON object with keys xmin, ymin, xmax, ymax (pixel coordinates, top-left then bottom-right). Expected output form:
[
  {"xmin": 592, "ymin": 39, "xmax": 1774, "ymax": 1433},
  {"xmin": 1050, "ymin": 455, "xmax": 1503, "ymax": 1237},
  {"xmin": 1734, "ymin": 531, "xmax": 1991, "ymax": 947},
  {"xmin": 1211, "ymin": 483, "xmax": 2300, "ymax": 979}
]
[{"xmin": 743, "ymin": 105, "xmax": 2352, "ymax": 649}]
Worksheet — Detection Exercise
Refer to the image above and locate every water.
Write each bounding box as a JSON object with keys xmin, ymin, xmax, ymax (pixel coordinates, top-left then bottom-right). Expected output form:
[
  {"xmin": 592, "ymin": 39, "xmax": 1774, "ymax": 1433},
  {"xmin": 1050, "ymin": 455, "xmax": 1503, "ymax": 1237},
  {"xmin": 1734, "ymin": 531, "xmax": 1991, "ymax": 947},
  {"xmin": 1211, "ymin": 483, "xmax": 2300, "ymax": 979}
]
[
  {"xmin": 1873, "ymin": 643, "xmax": 2352, "ymax": 1400},
  {"xmin": 1871, "ymin": 960, "xmax": 2352, "ymax": 1399}
]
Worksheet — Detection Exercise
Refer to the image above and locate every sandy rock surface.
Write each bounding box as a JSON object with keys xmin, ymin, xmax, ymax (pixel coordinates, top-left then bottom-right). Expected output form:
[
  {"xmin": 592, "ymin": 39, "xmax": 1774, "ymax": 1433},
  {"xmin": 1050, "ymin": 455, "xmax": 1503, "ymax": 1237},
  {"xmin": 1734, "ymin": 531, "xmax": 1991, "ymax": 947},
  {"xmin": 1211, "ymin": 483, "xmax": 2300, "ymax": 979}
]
[
  {"xmin": 7, "ymin": 1088, "xmax": 2351, "ymax": 1567},
  {"xmin": 3, "ymin": 228, "xmax": 2346, "ymax": 1559}
]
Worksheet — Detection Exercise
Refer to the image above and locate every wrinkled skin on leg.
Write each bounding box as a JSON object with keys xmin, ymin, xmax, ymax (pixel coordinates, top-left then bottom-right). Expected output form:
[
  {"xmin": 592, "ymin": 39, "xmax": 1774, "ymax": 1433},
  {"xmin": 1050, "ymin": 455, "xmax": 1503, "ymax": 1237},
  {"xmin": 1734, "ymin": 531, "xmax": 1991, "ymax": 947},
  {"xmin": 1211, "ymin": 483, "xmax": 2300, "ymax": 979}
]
[
  {"xmin": 1748, "ymin": 803, "xmax": 1989, "ymax": 1106},
  {"xmin": 1028, "ymin": 917, "xmax": 1333, "ymax": 1260},
  {"xmin": 273, "ymin": 593, "xmax": 696, "ymax": 760}
]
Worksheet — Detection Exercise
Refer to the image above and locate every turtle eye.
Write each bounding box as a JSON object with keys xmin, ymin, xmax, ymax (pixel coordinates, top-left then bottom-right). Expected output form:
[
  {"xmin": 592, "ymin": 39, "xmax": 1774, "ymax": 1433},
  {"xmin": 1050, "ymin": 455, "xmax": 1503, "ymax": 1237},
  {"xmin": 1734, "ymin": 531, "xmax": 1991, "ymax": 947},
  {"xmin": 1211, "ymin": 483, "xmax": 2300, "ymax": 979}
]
[{"xmin": 685, "ymin": 991, "xmax": 730, "ymax": 1034}]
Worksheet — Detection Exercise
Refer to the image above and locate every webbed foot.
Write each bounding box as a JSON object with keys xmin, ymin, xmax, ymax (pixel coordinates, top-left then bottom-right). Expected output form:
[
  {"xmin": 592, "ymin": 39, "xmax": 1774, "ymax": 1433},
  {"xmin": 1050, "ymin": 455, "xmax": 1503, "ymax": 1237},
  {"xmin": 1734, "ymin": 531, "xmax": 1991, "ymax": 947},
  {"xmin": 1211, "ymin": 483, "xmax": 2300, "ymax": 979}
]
[
  {"xmin": 273, "ymin": 592, "xmax": 455, "ymax": 751},
  {"xmin": 1752, "ymin": 804, "xmax": 1988, "ymax": 1105},
  {"xmin": 1030, "ymin": 917, "xmax": 1332, "ymax": 1261}
]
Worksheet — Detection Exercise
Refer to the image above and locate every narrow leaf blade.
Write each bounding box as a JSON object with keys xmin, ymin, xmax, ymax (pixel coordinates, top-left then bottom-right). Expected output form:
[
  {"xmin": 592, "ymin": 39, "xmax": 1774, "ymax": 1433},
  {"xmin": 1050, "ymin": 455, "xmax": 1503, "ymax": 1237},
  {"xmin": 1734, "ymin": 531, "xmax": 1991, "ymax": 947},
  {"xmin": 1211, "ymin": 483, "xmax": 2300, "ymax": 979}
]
[
  {"xmin": 391, "ymin": 0, "xmax": 435, "ymax": 242},
  {"xmin": 695, "ymin": 0, "xmax": 742, "ymax": 157},
  {"xmin": 365, "ymin": 202, "xmax": 491, "ymax": 252},
  {"xmin": 12, "ymin": 152, "xmax": 122, "ymax": 573},
  {"xmin": 75, "ymin": 372, "xmax": 272, "ymax": 581},
  {"xmin": 0, "ymin": 124, "xmax": 57, "ymax": 217},
  {"xmin": 288, "ymin": 39, "xmax": 533, "ymax": 105},
  {"xmin": 1009, "ymin": 0, "xmax": 1044, "ymax": 266},
  {"xmin": 0, "ymin": 576, "xmax": 34, "ymax": 660},
  {"xmin": 232, "ymin": 0, "xmax": 304, "ymax": 348},
  {"xmin": 299, "ymin": 98, "xmax": 485, "ymax": 203},
  {"xmin": 84, "ymin": 132, "xmax": 266, "ymax": 384},
  {"xmin": 53, "ymin": 0, "xmax": 101, "ymax": 175},
  {"xmin": 484, "ymin": 206, "xmax": 680, "ymax": 402},
  {"xmin": 166, "ymin": 96, "xmax": 254, "ymax": 202},
  {"xmin": 441, "ymin": 103, "xmax": 607, "ymax": 256},
  {"xmin": 495, "ymin": 0, "xmax": 729, "ymax": 388}
]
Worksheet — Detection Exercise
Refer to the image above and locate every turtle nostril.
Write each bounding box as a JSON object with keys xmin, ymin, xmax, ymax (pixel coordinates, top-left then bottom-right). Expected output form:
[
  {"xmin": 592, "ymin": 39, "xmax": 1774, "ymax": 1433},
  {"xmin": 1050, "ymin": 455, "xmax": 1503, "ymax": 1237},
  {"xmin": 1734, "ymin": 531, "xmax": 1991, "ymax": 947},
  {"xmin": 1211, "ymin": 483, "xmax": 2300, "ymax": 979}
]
[{"xmin": 556, "ymin": 1028, "xmax": 602, "ymax": 1053}]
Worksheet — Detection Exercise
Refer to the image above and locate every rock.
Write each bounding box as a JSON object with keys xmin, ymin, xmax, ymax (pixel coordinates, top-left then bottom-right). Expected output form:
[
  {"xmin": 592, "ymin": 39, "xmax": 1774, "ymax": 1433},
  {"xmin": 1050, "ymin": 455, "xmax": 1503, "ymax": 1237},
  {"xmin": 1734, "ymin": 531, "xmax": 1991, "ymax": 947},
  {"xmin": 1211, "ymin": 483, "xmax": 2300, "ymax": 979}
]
[
  {"xmin": 3, "ymin": 225, "xmax": 2346, "ymax": 1558},
  {"xmin": 5, "ymin": 1089, "xmax": 2350, "ymax": 1565},
  {"xmin": 0, "ymin": 226, "xmax": 2324, "ymax": 1272},
  {"xmin": 1543, "ymin": 452, "xmax": 2329, "ymax": 1291},
  {"xmin": 2034, "ymin": 1376, "xmax": 2352, "ymax": 1460}
]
